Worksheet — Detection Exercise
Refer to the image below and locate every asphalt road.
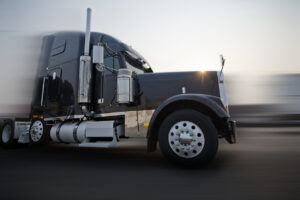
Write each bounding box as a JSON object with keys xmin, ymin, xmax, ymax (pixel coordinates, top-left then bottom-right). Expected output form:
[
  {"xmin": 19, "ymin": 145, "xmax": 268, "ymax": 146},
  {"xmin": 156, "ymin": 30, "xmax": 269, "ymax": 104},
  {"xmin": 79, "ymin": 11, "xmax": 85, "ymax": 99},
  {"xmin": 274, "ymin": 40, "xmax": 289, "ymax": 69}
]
[{"xmin": 0, "ymin": 127, "xmax": 300, "ymax": 200}]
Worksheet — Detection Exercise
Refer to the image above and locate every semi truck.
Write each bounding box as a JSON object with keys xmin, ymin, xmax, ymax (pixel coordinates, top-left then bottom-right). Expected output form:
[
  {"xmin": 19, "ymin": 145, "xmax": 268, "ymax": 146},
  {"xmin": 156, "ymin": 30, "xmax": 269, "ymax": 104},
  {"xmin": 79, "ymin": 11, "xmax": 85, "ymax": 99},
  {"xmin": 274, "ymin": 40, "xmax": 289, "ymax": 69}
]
[{"xmin": 0, "ymin": 8, "xmax": 236, "ymax": 166}]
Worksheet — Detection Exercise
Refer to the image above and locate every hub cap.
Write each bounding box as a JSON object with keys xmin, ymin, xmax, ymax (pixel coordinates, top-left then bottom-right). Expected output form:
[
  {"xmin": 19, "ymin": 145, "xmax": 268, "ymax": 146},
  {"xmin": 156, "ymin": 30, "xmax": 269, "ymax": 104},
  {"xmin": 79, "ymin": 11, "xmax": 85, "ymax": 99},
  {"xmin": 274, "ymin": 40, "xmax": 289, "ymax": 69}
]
[
  {"xmin": 30, "ymin": 121, "xmax": 43, "ymax": 142},
  {"xmin": 168, "ymin": 121, "xmax": 205, "ymax": 158},
  {"xmin": 2, "ymin": 124, "xmax": 12, "ymax": 143}
]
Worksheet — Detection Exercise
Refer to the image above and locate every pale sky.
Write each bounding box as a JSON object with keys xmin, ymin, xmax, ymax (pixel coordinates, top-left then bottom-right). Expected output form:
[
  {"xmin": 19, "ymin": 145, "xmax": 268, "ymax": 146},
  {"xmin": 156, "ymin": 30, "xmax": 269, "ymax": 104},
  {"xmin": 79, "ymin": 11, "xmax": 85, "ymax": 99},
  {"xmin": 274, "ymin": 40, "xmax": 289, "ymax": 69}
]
[{"xmin": 0, "ymin": 0, "xmax": 299, "ymax": 105}]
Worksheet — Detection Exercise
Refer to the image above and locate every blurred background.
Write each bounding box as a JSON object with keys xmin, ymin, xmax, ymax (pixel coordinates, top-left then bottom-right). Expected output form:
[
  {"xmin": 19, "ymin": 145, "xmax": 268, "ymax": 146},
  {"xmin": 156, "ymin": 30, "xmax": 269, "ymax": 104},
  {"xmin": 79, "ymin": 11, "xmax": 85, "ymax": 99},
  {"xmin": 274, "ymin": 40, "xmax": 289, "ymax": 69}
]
[
  {"xmin": 0, "ymin": 0, "xmax": 299, "ymax": 126},
  {"xmin": 1, "ymin": 1, "xmax": 300, "ymax": 200}
]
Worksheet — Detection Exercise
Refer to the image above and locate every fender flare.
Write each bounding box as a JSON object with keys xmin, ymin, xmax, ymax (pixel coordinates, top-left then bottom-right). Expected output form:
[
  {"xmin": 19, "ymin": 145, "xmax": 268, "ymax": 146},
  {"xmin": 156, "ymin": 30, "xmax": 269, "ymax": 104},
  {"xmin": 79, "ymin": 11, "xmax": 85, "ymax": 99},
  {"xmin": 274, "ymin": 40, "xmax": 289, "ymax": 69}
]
[{"xmin": 147, "ymin": 94, "xmax": 229, "ymax": 152}]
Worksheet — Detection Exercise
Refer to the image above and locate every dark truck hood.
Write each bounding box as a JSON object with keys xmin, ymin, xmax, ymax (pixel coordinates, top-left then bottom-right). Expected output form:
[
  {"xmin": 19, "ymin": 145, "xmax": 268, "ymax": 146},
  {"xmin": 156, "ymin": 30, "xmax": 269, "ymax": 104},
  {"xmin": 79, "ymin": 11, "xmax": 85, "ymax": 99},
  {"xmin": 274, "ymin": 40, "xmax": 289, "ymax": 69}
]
[{"xmin": 136, "ymin": 71, "xmax": 220, "ymax": 110}]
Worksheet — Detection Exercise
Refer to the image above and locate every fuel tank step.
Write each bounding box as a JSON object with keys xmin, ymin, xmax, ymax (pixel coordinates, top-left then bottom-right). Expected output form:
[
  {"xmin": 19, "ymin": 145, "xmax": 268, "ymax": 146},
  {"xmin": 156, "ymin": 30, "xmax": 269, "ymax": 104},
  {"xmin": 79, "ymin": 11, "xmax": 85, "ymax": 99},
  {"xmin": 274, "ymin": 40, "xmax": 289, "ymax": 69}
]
[
  {"xmin": 50, "ymin": 120, "xmax": 123, "ymax": 148},
  {"xmin": 78, "ymin": 135, "xmax": 117, "ymax": 148}
]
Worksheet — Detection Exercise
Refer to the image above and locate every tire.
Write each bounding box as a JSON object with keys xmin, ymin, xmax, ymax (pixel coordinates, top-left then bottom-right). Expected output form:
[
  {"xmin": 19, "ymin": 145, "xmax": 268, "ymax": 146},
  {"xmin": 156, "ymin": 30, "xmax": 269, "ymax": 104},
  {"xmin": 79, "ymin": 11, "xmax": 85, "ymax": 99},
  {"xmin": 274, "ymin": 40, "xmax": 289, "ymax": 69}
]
[
  {"xmin": 29, "ymin": 119, "xmax": 50, "ymax": 145},
  {"xmin": 158, "ymin": 109, "xmax": 218, "ymax": 166},
  {"xmin": 0, "ymin": 120, "xmax": 17, "ymax": 148}
]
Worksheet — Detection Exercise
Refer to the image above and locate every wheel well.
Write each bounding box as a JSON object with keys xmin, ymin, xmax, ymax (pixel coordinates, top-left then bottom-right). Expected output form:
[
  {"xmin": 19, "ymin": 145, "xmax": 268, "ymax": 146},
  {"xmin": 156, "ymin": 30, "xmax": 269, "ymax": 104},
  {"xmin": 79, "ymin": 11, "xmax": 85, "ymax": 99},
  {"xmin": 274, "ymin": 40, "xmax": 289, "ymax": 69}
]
[{"xmin": 147, "ymin": 100, "xmax": 227, "ymax": 152}]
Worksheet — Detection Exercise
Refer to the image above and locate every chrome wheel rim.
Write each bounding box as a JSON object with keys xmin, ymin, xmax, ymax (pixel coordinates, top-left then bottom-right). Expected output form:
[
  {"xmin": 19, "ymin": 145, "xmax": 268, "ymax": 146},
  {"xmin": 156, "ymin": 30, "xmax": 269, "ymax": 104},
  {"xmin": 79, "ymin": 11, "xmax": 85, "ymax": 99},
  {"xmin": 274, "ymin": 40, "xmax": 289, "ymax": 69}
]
[
  {"xmin": 30, "ymin": 121, "xmax": 43, "ymax": 142},
  {"xmin": 168, "ymin": 121, "xmax": 205, "ymax": 158},
  {"xmin": 2, "ymin": 124, "xmax": 12, "ymax": 143}
]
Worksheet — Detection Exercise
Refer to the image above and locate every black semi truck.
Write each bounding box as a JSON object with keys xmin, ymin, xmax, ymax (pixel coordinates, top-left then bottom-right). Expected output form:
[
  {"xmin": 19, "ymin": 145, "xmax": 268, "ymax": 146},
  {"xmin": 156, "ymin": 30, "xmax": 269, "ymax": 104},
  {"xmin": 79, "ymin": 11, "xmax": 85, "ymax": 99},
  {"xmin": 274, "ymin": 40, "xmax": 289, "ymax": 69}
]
[{"xmin": 0, "ymin": 8, "xmax": 236, "ymax": 166}]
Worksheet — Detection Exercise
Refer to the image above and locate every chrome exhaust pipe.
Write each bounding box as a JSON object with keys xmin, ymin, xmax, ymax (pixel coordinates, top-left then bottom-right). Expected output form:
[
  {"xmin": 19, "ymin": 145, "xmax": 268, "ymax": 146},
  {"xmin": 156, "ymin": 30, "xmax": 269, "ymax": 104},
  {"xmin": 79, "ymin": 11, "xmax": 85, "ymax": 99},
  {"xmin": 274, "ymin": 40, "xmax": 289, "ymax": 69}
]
[
  {"xmin": 78, "ymin": 8, "xmax": 92, "ymax": 104},
  {"xmin": 84, "ymin": 8, "xmax": 92, "ymax": 56}
]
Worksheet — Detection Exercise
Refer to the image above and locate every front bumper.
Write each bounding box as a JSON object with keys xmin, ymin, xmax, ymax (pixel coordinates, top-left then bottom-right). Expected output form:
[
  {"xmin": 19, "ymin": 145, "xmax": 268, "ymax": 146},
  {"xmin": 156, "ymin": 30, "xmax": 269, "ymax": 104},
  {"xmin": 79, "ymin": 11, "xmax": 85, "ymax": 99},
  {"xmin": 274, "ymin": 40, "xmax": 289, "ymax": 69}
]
[{"xmin": 225, "ymin": 120, "xmax": 237, "ymax": 144}]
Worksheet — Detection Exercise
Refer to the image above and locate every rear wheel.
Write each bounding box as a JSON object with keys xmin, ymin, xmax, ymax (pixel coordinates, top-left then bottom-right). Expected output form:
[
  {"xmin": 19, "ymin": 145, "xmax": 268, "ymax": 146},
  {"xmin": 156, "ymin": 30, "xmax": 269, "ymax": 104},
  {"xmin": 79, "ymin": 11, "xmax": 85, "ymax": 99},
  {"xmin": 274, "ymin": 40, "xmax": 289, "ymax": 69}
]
[
  {"xmin": 29, "ymin": 119, "xmax": 50, "ymax": 145},
  {"xmin": 0, "ymin": 120, "xmax": 16, "ymax": 148},
  {"xmin": 158, "ymin": 109, "xmax": 218, "ymax": 166}
]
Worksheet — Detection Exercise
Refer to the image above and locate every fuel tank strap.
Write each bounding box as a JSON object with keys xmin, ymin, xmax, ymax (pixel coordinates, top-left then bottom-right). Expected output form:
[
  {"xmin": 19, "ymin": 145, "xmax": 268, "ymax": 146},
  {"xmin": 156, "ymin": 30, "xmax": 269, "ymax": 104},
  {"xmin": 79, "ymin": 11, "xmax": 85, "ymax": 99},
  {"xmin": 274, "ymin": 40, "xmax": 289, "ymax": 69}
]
[
  {"xmin": 73, "ymin": 121, "xmax": 82, "ymax": 143},
  {"xmin": 56, "ymin": 122, "xmax": 64, "ymax": 143}
]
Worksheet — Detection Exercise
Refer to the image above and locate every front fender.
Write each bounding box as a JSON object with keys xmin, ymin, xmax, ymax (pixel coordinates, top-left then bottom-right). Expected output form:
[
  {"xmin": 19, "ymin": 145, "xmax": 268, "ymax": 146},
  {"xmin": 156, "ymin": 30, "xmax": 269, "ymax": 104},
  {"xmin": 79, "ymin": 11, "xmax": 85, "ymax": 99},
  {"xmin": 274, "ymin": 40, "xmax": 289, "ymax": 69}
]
[{"xmin": 147, "ymin": 94, "xmax": 229, "ymax": 152}]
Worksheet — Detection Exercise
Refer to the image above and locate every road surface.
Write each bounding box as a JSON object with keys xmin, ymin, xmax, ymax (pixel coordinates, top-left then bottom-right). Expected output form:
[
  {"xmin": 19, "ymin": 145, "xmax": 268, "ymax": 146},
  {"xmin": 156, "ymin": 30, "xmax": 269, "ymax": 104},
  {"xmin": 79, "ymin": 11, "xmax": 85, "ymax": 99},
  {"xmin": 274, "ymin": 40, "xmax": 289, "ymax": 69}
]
[{"xmin": 0, "ymin": 127, "xmax": 299, "ymax": 200}]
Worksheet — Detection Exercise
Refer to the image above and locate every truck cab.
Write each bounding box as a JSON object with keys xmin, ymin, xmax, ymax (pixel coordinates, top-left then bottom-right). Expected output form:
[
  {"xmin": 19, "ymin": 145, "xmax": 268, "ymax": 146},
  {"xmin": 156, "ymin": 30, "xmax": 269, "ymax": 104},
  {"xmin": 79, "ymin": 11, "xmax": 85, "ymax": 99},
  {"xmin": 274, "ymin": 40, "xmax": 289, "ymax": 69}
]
[{"xmin": 0, "ymin": 9, "xmax": 236, "ymax": 167}]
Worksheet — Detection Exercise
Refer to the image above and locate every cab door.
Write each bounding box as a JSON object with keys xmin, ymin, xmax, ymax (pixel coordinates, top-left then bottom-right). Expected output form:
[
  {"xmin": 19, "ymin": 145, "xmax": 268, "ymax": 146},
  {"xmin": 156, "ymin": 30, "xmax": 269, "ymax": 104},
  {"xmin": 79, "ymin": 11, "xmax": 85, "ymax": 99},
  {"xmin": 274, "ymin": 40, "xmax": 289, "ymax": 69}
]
[
  {"xmin": 45, "ymin": 68, "xmax": 62, "ymax": 116},
  {"xmin": 97, "ymin": 55, "xmax": 121, "ymax": 111}
]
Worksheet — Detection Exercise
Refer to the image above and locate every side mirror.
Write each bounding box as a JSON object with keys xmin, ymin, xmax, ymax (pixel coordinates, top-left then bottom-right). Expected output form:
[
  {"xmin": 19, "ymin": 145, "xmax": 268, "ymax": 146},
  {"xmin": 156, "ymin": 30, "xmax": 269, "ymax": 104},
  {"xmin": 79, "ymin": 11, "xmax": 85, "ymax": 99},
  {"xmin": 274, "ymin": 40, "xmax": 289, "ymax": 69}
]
[{"xmin": 92, "ymin": 45, "xmax": 104, "ymax": 65}]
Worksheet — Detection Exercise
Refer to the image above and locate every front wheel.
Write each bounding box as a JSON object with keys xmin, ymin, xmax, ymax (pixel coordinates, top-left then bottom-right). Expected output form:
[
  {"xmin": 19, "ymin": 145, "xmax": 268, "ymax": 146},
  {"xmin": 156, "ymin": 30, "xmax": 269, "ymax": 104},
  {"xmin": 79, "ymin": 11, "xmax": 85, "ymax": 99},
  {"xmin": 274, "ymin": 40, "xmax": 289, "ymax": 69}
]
[
  {"xmin": 29, "ymin": 119, "xmax": 50, "ymax": 145},
  {"xmin": 158, "ymin": 109, "xmax": 218, "ymax": 166}
]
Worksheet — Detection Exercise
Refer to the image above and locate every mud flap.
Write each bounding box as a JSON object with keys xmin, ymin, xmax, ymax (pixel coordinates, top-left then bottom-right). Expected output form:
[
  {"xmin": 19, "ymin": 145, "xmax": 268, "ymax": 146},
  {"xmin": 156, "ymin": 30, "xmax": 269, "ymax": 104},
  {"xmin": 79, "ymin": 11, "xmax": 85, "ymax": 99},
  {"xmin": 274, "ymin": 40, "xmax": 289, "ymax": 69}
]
[{"xmin": 225, "ymin": 120, "xmax": 237, "ymax": 144}]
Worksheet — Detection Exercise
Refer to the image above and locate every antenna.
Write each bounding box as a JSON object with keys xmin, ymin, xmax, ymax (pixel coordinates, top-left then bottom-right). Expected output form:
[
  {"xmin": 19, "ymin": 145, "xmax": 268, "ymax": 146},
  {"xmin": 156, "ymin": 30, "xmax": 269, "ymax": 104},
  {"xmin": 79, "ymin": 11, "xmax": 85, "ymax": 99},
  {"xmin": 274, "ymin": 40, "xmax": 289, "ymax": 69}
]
[{"xmin": 220, "ymin": 54, "xmax": 225, "ymax": 74}]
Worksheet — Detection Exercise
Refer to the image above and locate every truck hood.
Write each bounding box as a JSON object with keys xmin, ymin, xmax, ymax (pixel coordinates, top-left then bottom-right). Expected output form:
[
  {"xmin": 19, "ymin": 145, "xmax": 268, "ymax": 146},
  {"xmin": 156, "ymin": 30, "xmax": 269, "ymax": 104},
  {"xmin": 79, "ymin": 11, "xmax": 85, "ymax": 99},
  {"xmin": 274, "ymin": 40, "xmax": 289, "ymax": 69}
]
[{"xmin": 136, "ymin": 71, "xmax": 220, "ymax": 110}]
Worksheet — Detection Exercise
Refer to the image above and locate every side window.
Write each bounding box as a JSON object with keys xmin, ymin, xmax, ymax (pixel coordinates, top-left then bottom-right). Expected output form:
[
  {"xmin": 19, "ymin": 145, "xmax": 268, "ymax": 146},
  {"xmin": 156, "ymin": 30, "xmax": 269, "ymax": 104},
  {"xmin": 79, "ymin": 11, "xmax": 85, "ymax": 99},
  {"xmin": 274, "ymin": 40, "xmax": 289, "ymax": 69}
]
[
  {"xmin": 104, "ymin": 55, "xmax": 121, "ymax": 74},
  {"xmin": 113, "ymin": 57, "xmax": 120, "ymax": 70},
  {"xmin": 104, "ymin": 56, "xmax": 113, "ymax": 69},
  {"xmin": 50, "ymin": 40, "xmax": 66, "ymax": 56}
]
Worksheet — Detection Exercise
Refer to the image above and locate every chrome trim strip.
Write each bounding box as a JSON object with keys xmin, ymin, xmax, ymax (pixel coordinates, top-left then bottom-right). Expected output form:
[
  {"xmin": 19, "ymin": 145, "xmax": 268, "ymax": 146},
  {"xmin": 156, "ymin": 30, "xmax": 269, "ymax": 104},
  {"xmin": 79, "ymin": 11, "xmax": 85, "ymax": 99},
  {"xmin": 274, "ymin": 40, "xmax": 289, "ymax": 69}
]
[
  {"xmin": 44, "ymin": 115, "xmax": 84, "ymax": 121},
  {"xmin": 73, "ymin": 121, "xmax": 82, "ymax": 143},
  {"xmin": 56, "ymin": 122, "xmax": 64, "ymax": 143},
  {"xmin": 94, "ymin": 112, "xmax": 126, "ymax": 118},
  {"xmin": 45, "ymin": 112, "xmax": 126, "ymax": 121},
  {"xmin": 40, "ymin": 77, "xmax": 46, "ymax": 106}
]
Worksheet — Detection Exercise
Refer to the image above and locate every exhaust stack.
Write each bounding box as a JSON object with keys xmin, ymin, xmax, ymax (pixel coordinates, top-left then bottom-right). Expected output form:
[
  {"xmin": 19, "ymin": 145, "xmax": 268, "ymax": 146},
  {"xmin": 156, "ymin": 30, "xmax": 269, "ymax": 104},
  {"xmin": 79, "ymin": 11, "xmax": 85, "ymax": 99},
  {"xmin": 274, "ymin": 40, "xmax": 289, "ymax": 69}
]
[
  {"xmin": 78, "ymin": 8, "xmax": 92, "ymax": 104},
  {"xmin": 84, "ymin": 8, "xmax": 92, "ymax": 56}
]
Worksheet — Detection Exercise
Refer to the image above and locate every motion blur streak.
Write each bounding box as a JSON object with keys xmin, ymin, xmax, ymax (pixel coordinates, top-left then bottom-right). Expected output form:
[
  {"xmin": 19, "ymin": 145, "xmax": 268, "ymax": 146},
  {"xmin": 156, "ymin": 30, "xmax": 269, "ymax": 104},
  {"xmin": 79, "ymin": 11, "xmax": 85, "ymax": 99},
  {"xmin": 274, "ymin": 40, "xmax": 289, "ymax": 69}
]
[
  {"xmin": 0, "ymin": 0, "xmax": 299, "ymax": 115},
  {"xmin": 0, "ymin": 32, "xmax": 42, "ymax": 116},
  {"xmin": 0, "ymin": 128, "xmax": 300, "ymax": 200},
  {"xmin": 0, "ymin": 0, "xmax": 300, "ymax": 199}
]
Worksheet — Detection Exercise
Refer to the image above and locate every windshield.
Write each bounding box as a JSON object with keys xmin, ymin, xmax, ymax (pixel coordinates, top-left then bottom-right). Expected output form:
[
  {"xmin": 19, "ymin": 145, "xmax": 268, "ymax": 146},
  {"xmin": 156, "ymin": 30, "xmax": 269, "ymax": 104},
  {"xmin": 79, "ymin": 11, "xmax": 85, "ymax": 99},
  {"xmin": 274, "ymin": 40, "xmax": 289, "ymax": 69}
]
[
  {"xmin": 123, "ymin": 48, "xmax": 152, "ymax": 73},
  {"xmin": 124, "ymin": 52, "xmax": 144, "ymax": 74}
]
